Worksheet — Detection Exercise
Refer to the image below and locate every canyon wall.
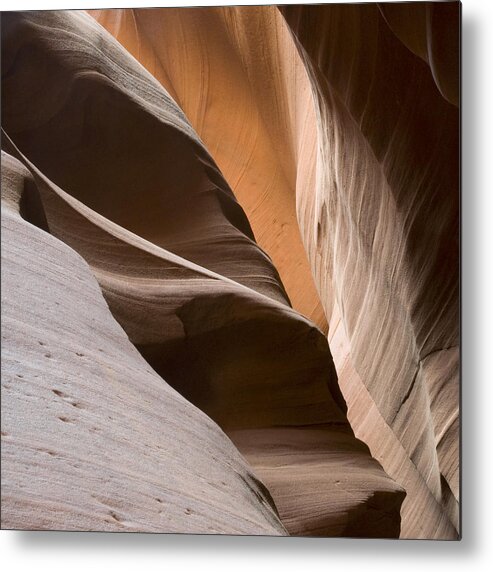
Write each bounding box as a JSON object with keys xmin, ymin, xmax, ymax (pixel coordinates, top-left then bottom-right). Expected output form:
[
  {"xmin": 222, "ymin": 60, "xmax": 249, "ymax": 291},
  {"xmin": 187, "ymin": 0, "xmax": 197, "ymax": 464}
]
[{"xmin": 281, "ymin": 2, "xmax": 460, "ymax": 538}]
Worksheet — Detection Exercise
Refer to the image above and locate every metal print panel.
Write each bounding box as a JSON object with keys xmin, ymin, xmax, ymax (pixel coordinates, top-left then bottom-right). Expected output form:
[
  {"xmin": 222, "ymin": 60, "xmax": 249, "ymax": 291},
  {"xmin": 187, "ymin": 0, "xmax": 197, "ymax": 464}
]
[{"xmin": 1, "ymin": 1, "xmax": 460, "ymax": 539}]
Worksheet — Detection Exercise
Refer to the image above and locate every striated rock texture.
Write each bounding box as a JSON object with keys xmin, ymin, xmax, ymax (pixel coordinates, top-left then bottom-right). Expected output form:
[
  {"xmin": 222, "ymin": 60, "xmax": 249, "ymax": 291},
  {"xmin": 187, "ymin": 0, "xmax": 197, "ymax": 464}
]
[
  {"xmin": 281, "ymin": 2, "xmax": 460, "ymax": 539},
  {"xmin": 1, "ymin": 9, "xmax": 406, "ymax": 537},
  {"xmin": 89, "ymin": 3, "xmax": 460, "ymax": 539}
]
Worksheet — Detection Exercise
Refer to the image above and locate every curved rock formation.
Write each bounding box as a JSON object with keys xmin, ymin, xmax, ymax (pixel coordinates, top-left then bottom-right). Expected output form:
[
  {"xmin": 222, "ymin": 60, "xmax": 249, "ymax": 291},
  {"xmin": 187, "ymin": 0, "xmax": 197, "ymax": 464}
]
[
  {"xmin": 1, "ymin": 151, "xmax": 285, "ymax": 534},
  {"xmin": 1, "ymin": 9, "xmax": 405, "ymax": 537},
  {"xmin": 378, "ymin": 2, "xmax": 460, "ymax": 106},
  {"xmin": 88, "ymin": 3, "xmax": 460, "ymax": 539}
]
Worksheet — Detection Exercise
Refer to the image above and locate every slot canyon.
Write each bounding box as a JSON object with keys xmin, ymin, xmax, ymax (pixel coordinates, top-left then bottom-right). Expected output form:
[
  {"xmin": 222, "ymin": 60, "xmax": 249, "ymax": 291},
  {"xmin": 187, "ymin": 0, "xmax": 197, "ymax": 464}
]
[{"xmin": 1, "ymin": 3, "xmax": 459, "ymax": 539}]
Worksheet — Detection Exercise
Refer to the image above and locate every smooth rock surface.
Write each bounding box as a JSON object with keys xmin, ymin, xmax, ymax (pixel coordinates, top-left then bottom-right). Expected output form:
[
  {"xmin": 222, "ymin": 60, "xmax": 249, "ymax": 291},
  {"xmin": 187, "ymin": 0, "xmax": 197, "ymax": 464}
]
[{"xmin": 1, "ymin": 152, "xmax": 286, "ymax": 534}]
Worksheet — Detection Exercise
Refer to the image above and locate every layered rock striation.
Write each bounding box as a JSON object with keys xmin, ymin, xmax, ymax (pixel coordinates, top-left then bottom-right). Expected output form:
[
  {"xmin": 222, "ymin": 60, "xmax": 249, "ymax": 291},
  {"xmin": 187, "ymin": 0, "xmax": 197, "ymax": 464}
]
[
  {"xmin": 1, "ymin": 9, "xmax": 407, "ymax": 537},
  {"xmin": 281, "ymin": 2, "xmax": 460, "ymax": 538}
]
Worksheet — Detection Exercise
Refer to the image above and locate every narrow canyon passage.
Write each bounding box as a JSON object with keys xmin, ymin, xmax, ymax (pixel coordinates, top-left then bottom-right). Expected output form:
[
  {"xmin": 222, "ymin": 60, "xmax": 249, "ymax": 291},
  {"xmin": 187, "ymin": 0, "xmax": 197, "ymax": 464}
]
[
  {"xmin": 1, "ymin": 3, "xmax": 459, "ymax": 539},
  {"xmin": 2, "ymin": 9, "xmax": 404, "ymax": 537}
]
